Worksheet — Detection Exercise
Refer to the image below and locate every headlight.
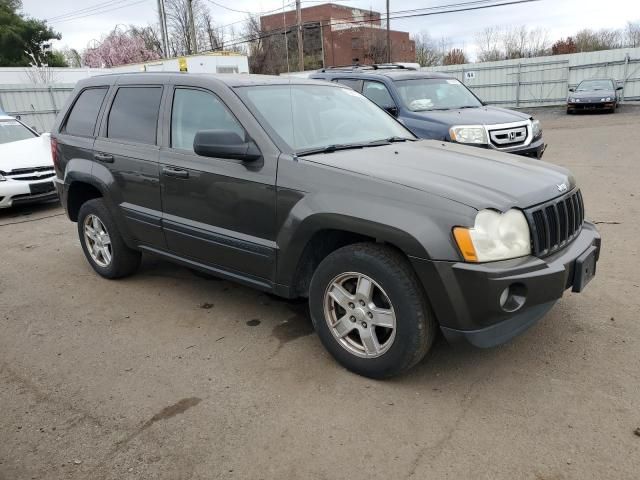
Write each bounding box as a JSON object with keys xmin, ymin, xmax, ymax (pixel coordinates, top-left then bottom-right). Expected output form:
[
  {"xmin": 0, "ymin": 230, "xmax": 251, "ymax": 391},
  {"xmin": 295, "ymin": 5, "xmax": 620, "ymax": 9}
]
[
  {"xmin": 449, "ymin": 125, "xmax": 488, "ymax": 145},
  {"xmin": 605, "ymin": 97, "xmax": 611, "ymax": 102},
  {"xmin": 0, "ymin": 173, "xmax": 6, "ymax": 182},
  {"xmin": 531, "ymin": 119, "xmax": 542, "ymax": 138},
  {"xmin": 453, "ymin": 209, "xmax": 531, "ymax": 262},
  {"xmin": 575, "ymin": 98, "xmax": 581, "ymax": 102}
]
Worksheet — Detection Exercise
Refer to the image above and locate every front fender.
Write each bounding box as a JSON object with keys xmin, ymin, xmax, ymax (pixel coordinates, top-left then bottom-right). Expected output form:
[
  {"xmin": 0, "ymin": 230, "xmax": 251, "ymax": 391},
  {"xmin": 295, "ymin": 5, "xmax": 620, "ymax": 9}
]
[{"xmin": 275, "ymin": 189, "xmax": 475, "ymax": 287}]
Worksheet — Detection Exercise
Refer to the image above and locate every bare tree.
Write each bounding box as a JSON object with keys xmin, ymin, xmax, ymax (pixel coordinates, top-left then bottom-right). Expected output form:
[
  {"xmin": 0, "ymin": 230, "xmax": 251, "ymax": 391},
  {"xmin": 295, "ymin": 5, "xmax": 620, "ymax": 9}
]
[
  {"xmin": 129, "ymin": 25, "xmax": 163, "ymax": 57},
  {"xmin": 60, "ymin": 47, "xmax": 82, "ymax": 67},
  {"xmin": 243, "ymin": 15, "xmax": 286, "ymax": 75},
  {"xmin": 202, "ymin": 11, "xmax": 223, "ymax": 51},
  {"xmin": 413, "ymin": 32, "xmax": 442, "ymax": 66},
  {"xmin": 165, "ymin": 0, "xmax": 208, "ymax": 55},
  {"xmin": 624, "ymin": 21, "xmax": 640, "ymax": 47},
  {"xmin": 476, "ymin": 26, "xmax": 502, "ymax": 62},
  {"xmin": 575, "ymin": 28, "xmax": 621, "ymax": 52}
]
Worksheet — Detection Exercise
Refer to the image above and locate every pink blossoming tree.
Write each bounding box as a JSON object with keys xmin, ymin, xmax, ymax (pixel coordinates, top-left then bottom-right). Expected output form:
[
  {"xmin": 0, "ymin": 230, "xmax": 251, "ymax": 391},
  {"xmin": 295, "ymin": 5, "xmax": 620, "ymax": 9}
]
[{"xmin": 83, "ymin": 26, "xmax": 161, "ymax": 68}]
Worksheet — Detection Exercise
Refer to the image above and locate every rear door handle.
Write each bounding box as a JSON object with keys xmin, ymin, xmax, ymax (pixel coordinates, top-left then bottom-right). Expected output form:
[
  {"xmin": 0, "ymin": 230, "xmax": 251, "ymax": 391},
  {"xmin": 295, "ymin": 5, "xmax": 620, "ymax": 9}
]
[
  {"xmin": 162, "ymin": 166, "xmax": 189, "ymax": 179},
  {"xmin": 93, "ymin": 153, "xmax": 114, "ymax": 163}
]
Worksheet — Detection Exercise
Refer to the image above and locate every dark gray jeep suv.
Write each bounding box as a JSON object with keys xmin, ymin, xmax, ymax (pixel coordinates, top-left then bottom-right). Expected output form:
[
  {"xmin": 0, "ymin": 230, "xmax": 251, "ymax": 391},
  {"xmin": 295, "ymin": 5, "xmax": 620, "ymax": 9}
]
[{"xmin": 52, "ymin": 73, "xmax": 600, "ymax": 378}]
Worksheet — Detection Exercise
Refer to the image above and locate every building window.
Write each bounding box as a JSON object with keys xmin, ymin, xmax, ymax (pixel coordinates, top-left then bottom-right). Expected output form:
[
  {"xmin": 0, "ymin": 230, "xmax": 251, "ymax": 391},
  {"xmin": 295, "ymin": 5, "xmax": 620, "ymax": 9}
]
[{"xmin": 351, "ymin": 37, "xmax": 362, "ymax": 49}]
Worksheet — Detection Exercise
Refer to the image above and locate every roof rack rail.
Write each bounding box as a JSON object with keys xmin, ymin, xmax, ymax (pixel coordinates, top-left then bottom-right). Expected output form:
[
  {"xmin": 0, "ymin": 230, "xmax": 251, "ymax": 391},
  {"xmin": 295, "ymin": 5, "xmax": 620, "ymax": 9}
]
[{"xmin": 319, "ymin": 63, "xmax": 416, "ymax": 73}]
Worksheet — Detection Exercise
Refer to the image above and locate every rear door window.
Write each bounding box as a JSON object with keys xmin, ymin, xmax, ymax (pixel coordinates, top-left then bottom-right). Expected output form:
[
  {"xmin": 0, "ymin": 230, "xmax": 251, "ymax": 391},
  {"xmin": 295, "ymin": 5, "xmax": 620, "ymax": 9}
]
[
  {"xmin": 107, "ymin": 87, "xmax": 162, "ymax": 145},
  {"xmin": 362, "ymin": 81, "xmax": 396, "ymax": 109},
  {"xmin": 171, "ymin": 88, "xmax": 245, "ymax": 152},
  {"xmin": 64, "ymin": 87, "xmax": 108, "ymax": 137},
  {"xmin": 333, "ymin": 78, "xmax": 363, "ymax": 92}
]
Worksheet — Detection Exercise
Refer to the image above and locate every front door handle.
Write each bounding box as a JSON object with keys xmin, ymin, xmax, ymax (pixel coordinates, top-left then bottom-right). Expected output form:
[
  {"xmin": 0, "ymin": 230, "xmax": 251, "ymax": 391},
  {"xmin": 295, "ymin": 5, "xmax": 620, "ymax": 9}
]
[
  {"xmin": 93, "ymin": 153, "xmax": 114, "ymax": 163},
  {"xmin": 162, "ymin": 166, "xmax": 189, "ymax": 179}
]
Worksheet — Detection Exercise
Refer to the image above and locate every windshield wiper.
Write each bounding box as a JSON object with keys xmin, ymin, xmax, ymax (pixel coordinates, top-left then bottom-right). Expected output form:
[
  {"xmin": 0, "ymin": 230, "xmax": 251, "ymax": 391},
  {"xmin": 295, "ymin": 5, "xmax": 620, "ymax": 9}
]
[
  {"xmin": 296, "ymin": 143, "xmax": 367, "ymax": 157},
  {"xmin": 368, "ymin": 136, "xmax": 413, "ymax": 145},
  {"xmin": 296, "ymin": 137, "xmax": 414, "ymax": 156}
]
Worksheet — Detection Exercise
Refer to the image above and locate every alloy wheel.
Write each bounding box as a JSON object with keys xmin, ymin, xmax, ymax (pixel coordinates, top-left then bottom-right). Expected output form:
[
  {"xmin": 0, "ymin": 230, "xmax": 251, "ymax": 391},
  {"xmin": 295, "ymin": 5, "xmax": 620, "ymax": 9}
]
[
  {"xmin": 323, "ymin": 272, "xmax": 396, "ymax": 358},
  {"xmin": 83, "ymin": 214, "xmax": 112, "ymax": 267}
]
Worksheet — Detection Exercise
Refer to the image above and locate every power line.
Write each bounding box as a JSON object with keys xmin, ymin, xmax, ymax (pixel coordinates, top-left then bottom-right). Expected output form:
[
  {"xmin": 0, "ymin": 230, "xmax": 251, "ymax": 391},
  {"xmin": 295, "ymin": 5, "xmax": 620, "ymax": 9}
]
[
  {"xmin": 203, "ymin": 0, "xmax": 540, "ymax": 54},
  {"xmin": 48, "ymin": 0, "xmax": 152, "ymax": 24},
  {"xmin": 47, "ymin": 0, "xmax": 133, "ymax": 22},
  {"xmin": 203, "ymin": 0, "xmax": 293, "ymax": 15}
]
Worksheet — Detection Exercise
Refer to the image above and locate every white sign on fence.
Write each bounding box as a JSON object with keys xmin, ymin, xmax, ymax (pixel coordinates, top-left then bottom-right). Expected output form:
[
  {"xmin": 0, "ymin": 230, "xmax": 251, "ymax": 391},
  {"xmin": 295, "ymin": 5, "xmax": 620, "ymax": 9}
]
[{"xmin": 464, "ymin": 71, "xmax": 476, "ymax": 80}]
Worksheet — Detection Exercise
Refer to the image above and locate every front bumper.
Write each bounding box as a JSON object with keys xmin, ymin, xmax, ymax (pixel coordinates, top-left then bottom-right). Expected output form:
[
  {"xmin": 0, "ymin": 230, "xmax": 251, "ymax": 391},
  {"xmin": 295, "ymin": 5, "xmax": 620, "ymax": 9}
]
[
  {"xmin": 495, "ymin": 136, "xmax": 546, "ymax": 159},
  {"xmin": 0, "ymin": 177, "xmax": 58, "ymax": 208},
  {"xmin": 567, "ymin": 101, "xmax": 615, "ymax": 111},
  {"xmin": 410, "ymin": 221, "xmax": 601, "ymax": 348}
]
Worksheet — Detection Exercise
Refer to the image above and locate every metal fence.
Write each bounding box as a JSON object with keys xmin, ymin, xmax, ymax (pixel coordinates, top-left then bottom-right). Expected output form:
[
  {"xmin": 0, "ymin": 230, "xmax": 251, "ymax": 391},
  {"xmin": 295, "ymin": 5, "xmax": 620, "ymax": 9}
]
[
  {"xmin": 421, "ymin": 47, "xmax": 640, "ymax": 108},
  {"xmin": 0, "ymin": 84, "xmax": 74, "ymax": 132}
]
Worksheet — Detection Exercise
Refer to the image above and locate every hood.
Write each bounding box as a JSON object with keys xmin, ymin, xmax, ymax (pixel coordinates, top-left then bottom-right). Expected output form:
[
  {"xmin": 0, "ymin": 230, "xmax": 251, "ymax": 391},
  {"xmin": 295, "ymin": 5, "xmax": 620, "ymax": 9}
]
[
  {"xmin": 0, "ymin": 135, "xmax": 52, "ymax": 173},
  {"xmin": 570, "ymin": 89, "xmax": 615, "ymax": 99},
  {"xmin": 407, "ymin": 105, "xmax": 530, "ymax": 126},
  {"xmin": 303, "ymin": 140, "xmax": 574, "ymax": 211}
]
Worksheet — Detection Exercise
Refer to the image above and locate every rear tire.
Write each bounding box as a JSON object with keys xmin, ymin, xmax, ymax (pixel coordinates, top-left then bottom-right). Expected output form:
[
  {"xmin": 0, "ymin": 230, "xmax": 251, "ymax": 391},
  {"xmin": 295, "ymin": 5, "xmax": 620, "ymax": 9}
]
[
  {"xmin": 309, "ymin": 243, "xmax": 436, "ymax": 378},
  {"xmin": 77, "ymin": 199, "xmax": 141, "ymax": 279}
]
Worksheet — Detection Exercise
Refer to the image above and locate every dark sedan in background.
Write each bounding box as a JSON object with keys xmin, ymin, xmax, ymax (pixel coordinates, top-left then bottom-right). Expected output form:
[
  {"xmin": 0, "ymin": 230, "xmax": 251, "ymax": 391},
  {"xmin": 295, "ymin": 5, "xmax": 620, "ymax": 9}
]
[{"xmin": 567, "ymin": 79, "xmax": 623, "ymax": 114}]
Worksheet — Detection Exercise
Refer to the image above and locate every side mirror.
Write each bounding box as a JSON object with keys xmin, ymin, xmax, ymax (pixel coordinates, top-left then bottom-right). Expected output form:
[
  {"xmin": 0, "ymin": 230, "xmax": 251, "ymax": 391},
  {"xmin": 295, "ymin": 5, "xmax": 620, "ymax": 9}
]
[
  {"xmin": 568, "ymin": 88, "xmax": 575, "ymax": 92},
  {"xmin": 384, "ymin": 105, "xmax": 399, "ymax": 116},
  {"xmin": 193, "ymin": 130, "xmax": 261, "ymax": 162}
]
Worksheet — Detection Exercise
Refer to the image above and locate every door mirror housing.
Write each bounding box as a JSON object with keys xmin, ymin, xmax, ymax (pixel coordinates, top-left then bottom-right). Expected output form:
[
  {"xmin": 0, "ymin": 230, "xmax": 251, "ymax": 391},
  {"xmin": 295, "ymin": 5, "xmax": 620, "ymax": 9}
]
[
  {"xmin": 568, "ymin": 87, "xmax": 575, "ymax": 92},
  {"xmin": 384, "ymin": 105, "xmax": 399, "ymax": 116},
  {"xmin": 193, "ymin": 130, "xmax": 261, "ymax": 162}
]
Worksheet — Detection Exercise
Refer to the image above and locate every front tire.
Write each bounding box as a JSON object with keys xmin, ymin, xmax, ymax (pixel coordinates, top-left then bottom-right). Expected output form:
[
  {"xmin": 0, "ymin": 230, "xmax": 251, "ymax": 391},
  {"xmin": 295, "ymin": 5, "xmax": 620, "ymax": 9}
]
[
  {"xmin": 77, "ymin": 199, "xmax": 141, "ymax": 279},
  {"xmin": 309, "ymin": 243, "xmax": 436, "ymax": 378}
]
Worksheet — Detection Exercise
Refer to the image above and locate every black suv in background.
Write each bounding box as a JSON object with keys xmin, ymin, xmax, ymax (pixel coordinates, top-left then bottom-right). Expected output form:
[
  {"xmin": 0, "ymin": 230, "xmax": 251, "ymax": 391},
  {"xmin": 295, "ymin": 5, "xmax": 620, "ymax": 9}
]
[
  {"xmin": 311, "ymin": 65, "xmax": 546, "ymax": 158},
  {"xmin": 567, "ymin": 78, "xmax": 623, "ymax": 113},
  {"xmin": 52, "ymin": 73, "xmax": 599, "ymax": 378}
]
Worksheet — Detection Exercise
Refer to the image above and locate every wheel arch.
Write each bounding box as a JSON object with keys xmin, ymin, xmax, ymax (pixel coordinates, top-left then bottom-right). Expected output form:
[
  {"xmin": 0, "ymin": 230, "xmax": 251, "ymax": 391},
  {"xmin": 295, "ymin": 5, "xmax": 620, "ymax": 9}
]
[{"xmin": 277, "ymin": 213, "xmax": 430, "ymax": 298}]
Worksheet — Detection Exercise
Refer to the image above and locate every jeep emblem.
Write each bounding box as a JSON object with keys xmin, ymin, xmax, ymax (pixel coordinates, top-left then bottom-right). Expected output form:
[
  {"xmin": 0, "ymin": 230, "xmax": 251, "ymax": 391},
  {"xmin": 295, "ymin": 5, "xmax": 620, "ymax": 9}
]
[{"xmin": 557, "ymin": 182, "xmax": 568, "ymax": 192}]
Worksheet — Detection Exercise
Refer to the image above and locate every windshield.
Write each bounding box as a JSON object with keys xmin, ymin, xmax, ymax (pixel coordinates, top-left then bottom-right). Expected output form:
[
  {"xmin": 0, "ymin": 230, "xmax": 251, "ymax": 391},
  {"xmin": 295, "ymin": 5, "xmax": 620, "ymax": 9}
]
[
  {"xmin": 576, "ymin": 80, "xmax": 613, "ymax": 91},
  {"xmin": 395, "ymin": 78, "xmax": 483, "ymax": 111},
  {"xmin": 0, "ymin": 119, "xmax": 37, "ymax": 144},
  {"xmin": 235, "ymin": 84, "xmax": 414, "ymax": 153}
]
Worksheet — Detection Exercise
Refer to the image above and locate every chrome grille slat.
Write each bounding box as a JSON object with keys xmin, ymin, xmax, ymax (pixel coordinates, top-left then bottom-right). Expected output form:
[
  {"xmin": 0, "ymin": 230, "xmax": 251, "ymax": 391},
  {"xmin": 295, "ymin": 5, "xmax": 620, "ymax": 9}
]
[
  {"xmin": 525, "ymin": 189, "xmax": 585, "ymax": 257},
  {"xmin": 3, "ymin": 166, "xmax": 55, "ymax": 182}
]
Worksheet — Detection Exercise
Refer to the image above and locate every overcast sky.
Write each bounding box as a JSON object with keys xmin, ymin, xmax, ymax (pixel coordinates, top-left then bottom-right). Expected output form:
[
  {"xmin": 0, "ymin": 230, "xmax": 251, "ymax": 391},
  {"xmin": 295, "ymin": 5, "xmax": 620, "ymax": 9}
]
[{"xmin": 22, "ymin": 0, "xmax": 640, "ymax": 59}]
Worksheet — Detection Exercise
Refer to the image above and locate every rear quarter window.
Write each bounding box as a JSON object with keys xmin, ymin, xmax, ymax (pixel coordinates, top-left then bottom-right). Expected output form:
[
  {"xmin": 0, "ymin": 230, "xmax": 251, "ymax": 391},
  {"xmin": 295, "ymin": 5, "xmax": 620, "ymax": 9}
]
[{"xmin": 63, "ymin": 87, "xmax": 108, "ymax": 137}]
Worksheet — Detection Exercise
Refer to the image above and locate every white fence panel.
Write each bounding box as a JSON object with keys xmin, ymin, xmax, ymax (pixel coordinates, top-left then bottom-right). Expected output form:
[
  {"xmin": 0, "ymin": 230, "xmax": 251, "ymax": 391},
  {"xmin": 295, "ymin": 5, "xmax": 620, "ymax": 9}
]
[{"xmin": 422, "ymin": 48, "xmax": 640, "ymax": 108}]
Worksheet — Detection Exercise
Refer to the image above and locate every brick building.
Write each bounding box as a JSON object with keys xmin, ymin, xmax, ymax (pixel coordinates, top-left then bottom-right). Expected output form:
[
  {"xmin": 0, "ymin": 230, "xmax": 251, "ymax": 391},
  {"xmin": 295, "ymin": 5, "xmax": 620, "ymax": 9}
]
[{"xmin": 260, "ymin": 3, "xmax": 415, "ymax": 69}]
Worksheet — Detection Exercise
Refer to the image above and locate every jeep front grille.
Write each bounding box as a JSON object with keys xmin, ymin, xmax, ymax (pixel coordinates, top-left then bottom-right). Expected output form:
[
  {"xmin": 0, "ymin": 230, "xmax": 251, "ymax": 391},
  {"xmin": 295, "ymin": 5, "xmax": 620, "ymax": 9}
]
[{"xmin": 525, "ymin": 189, "xmax": 584, "ymax": 257}]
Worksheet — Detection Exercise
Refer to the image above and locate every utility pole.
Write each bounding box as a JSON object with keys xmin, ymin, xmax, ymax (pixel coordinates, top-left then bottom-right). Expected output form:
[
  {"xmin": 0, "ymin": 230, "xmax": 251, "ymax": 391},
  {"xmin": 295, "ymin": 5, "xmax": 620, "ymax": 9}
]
[
  {"xmin": 386, "ymin": 0, "xmax": 391, "ymax": 63},
  {"xmin": 296, "ymin": 0, "xmax": 304, "ymax": 71},
  {"xmin": 156, "ymin": 0, "xmax": 169, "ymax": 58},
  {"xmin": 187, "ymin": 0, "xmax": 198, "ymax": 54}
]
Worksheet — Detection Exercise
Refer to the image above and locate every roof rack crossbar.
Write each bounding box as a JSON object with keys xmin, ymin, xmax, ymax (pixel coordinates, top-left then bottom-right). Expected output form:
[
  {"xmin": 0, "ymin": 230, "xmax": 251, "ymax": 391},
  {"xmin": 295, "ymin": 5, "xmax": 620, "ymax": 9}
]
[{"xmin": 319, "ymin": 63, "xmax": 413, "ymax": 73}]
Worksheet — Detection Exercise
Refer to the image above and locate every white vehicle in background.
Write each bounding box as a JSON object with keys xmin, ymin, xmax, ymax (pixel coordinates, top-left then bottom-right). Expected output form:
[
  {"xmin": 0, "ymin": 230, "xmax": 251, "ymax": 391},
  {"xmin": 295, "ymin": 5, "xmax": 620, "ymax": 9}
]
[{"xmin": 0, "ymin": 113, "xmax": 57, "ymax": 208}]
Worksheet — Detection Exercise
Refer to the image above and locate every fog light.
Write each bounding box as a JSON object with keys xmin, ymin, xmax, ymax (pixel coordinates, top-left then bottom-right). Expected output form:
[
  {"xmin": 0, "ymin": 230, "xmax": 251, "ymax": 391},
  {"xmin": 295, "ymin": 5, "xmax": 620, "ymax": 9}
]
[{"xmin": 499, "ymin": 283, "xmax": 527, "ymax": 312}]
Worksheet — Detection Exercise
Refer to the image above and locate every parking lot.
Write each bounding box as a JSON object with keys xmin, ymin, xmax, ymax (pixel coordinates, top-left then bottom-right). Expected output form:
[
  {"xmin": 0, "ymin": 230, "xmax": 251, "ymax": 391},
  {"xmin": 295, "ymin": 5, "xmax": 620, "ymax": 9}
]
[{"xmin": 1, "ymin": 105, "xmax": 639, "ymax": 480}]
